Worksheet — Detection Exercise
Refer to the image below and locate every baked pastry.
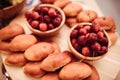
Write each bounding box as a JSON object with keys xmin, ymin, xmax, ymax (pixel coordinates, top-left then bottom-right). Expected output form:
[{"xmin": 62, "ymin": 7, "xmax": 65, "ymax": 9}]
[
  {"xmin": 40, "ymin": 52, "xmax": 71, "ymax": 72},
  {"xmin": 5, "ymin": 53, "xmax": 27, "ymax": 66},
  {"xmin": 77, "ymin": 10, "xmax": 98, "ymax": 22},
  {"xmin": 53, "ymin": 0, "xmax": 71, "ymax": 8},
  {"xmin": 63, "ymin": 2, "xmax": 83, "ymax": 17},
  {"xmin": 63, "ymin": 50, "xmax": 79, "ymax": 62},
  {"xmin": 24, "ymin": 42, "xmax": 55, "ymax": 61},
  {"xmin": 107, "ymin": 32, "xmax": 118, "ymax": 46},
  {"xmin": 41, "ymin": 0, "xmax": 57, "ymax": 4},
  {"xmin": 9, "ymin": 34, "xmax": 38, "ymax": 52},
  {"xmin": 66, "ymin": 17, "xmax": 78, "ymax": 27},
  {"xmin": 40, "ymin": 72, "xmax": 60, "ymax": 80},
  {"xmin": 85, "ymin": 63, "xmax": 100, "ymax": 80},
  {"xmin": 59, "ymin": 62, "xmax": 92, "ymax": 80},
  {"xmin": 93, "ymin": 16, "xmax": 116, "ymax": 32},
  {"xmin": 23, "ymin": 62, "xmax": 46, "ymax": 78},
  {"xmin": 49, "ymin": 41, "xmax": 61, "ymax": 54},
  {"xmin": 0, "ymin": 41, "xmax": 10, "ymax": 52},
  {"xmin": 0, "ymin": 23, "xmax": 24, "ymax": 40}
]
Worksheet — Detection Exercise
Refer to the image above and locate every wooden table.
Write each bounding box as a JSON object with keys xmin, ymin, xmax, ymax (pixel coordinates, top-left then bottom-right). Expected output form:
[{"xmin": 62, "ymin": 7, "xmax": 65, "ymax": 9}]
[{"xmin": 1, "ymin": 0, "xmax": 120, "ymax": 80}]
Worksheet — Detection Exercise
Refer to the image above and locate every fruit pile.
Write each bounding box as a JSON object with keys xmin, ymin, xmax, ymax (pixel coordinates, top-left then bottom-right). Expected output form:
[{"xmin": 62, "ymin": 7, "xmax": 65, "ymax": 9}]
[
  {"xmin": 25, "ymin": 5, "xmax": 62, "ymax": 31},
  {"xmin": 70, "ymin": 22, "xmax": 108, "ymax": 57}
]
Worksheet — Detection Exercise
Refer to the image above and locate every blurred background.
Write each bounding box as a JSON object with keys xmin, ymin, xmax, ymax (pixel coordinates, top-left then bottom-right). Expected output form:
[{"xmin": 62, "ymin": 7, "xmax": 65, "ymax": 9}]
[{"xmin": 96, "ymin": 0, "xmax": 120, "ymax": 35}]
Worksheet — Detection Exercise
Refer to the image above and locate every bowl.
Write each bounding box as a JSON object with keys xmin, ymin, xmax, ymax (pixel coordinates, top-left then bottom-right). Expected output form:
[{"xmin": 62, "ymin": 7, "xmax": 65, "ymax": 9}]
[
  {"xmin": 0, "ymin": 0, "xmax": 26, "ymax": 20},
  {"xmin": 25, "ymin": 4, "xmax": 65, "ymax": 36},
  {"xmin": 68, "ymin": 22, "xmax": 111, "ymax": 61}
]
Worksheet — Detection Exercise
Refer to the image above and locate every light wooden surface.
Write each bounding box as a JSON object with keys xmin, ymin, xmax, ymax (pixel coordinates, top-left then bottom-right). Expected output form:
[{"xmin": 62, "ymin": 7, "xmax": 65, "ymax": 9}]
[{"xmin": 1, "ymin": 0, "xmax": 120, "ymax": 80}]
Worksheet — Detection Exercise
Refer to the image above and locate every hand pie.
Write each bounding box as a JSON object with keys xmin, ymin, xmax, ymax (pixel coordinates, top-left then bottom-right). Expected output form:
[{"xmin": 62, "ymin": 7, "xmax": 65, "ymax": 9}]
[
  {"xmin": 77, "ymin": 10, "xmax": 98, "ymax": 22},
  {"xmin": 63, "ymin": 2, "xmax": 83, "ymax": 17},
  {"xmin": 53, "ymin": 0, "xmax": 71, "ymax": 8},
  {"xmin": 40, "ymin": 52, "xmax": 71, "ymax": 72},
  {"xmin": 5, "ymin": 53, "xmax": 27, "ymax": 66},
  {"xmin": 40, "ymin": 72, "xmax": 60, "ymax": 80},
  {"xmin": 23, "ymin": 62, "xmax": 46, "ymax": 78},
  {"xmin": 0, "ymin": 23, "xmax": 24, "ymax": 40},
  {"xmin": 9, "ymin": 34, "xmax": 38, "ymax": 52},
  {"xmin": 59, "ymin": 62, "xmax": 92, "ymax": 80},
  {"xmin": 24, "ymin": 42, "xmax": 55, "ymax": 61}
]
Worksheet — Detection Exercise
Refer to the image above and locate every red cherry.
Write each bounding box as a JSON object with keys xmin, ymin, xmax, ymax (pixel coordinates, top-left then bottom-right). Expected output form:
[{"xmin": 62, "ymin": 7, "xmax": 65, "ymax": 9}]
[
  {"xmin": 56, "ymin": 14, "xmax": 62, "ymax": 19},
  {"xmin": 48, "ymin": 8, "xmax": 57, "ymax": 17},
  {"xmin": 48, "ymin": 24, "xmax": 54, "ymax": 30},
  {"xmin": 98, "ymin": 37, "xmax": 108, "ymax": 46},
  {"xmin": 70, "ymin": 29, "xmax": 78, "ymax": 38},
  {"xmin": 31, "ymin": 20, "xmax": 39, "ymax": 28},
  {"xmin": 73, "ymin": 43, "xmax": 81, "ymax": 51},
  {"xmin": 79, "ymin": 28, "xmax": 87, "ymax": 35},
  {"xmin": 43, "ymin": 15, "xmax": 51, "ymax": 23},
  {"xmin": 33, "ymin": 5, "xmax": 41, "ymax": 12},
  {"xmin": 84, "ymin": 25, "xmax": 91, "ymax": 32},
  {"xmin": 87, "ymin": 33, "xmax": 97, "ymax": 43},
  {"xmin": 78, "ymin": 35, "xmax": 87, "ymax": 46},
  {"xmin": 101, "ymin": 46, "xmax": 108, "ymax": 54},
  {"xmin": 82, "ymin": 46, "xmax": 90, "ymax": 56},
  {"xmin": 32, "ymin": 11, "xmax": 40, "ymax": 19},
  {"xmin": 91, "ymin": 22, "xmax": 101, "ymax": 33},
  {"xmin": 40, "ymin": 7, "xmax": 49, "ymax": 14},
  {"xmin": 27, "ymin": 19, "xmax": 32, "ymax": 24},
  {"xmin": 25, "ymin": 10, "xmax": 33, "ymax": 19},
  {"xmin": 39, "ymin": 23, "xmax": 48, "ymax": 31},
  {"xmin": 97, "ymin": 31, "xmax": 104, "ymax": 39},
  {"xmin": 91, "ymin": 42, "xmax": 101, "ymax": 52},
  {"xmin": 71, "ymin": 38, "xmax": 77, "ymax": 46},
  {"xmin": 52, "ymin": 17, "xmax": 61, "ymax": 27}
]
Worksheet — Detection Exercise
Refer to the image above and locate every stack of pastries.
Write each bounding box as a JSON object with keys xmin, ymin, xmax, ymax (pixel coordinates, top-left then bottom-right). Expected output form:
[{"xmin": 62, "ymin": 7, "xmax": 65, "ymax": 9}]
[
  {"xmin": 41, "ymin": 0, "xmax": 118, "ymax": 46},
  {"xmin": 0, "ymin": 23, "xmax": 100, "ymax": 80}
]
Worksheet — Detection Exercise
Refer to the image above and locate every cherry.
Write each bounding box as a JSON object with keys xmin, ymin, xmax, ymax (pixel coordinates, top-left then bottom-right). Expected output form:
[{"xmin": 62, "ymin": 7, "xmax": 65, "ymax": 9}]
[
  {"xmin": 38, "ymin": 14, "xmax": 44, "ymax": 22},
  {"xmin": 48, "ymin": 24, "xmax": 54, "ymax": 30},
  {"xmin": 91, "ymin": 22, "xmax": 101, "ymax": 33},
  {"xmin": 31, "ymin": 20, "xmax": 39, "ymax": 28},
  {"xmin": 82, "ymin": 46, "xmax": 90, "ymax": 56},
  {"xmin": 78, "ymin": 35, "xmax": 87, "ymax": 46},
  {"xmin": 87, "ymin": 33, "xmax": 97, "ymax": 43},
  {"xmin": 79, "ymin": 28, "xmax": 87, "ymax": 35},
  {"xmin": 100, "ymin": 46, "xmax": 108, "ymax": 54},
  {"xmin": 48, "ymin": 8, "xmax": 57, "ymax": 18},
  {"xmin": 43, "ymin": 15, "xmax": 51, "ymax": 23},
  {"xmin": 73, "ymin": 43, "xmax": 81, "ymax": 51},
  {"xmin": 97, "ymin": 31, "xmax": 104, "ymax": 39},
  {"xmin": 91, "ymin": 42, "xmax": 101, "ymax": 52},
  {"xmin": 33, "ymin": 5, "xmax": 41, "ymax": 12},
  {"xmin": 39, "ymin": 23, "xmax": 48, "ymax": 31},
  {"xmin": 32, "ymin": 11, "xmax": 40, "ymax": 19},
  {"xmin": 25, "ymin": 10, "xmax": 33, "ymax": 19},
  {"xmin": 70, "ymin": 29, "xmax": 78, "ymax": 38},
  {"xmin": 27, "ymin": 19, "xmax": 32, "ymax": 24},
  {"xmin": 40, "ymin": 7, "xmax": 49, "ymax": 14},
  {"xmin": 98, "ymin": 37, "xmax": 108, "ymax": 46},
  {"xmin": 52, "ymin": 17, "xmax": 61, "ymax": 27},
  {"xmin": 84, "ymin": 25, "xmax": 91, "ymax": 32},
  {"xmin": 71, "ymin": 38, "xmax": 77, "ymax": 46},
  {"xmin": 56, "ymin": 14, "xmax": 62, "ymax": 19}
]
